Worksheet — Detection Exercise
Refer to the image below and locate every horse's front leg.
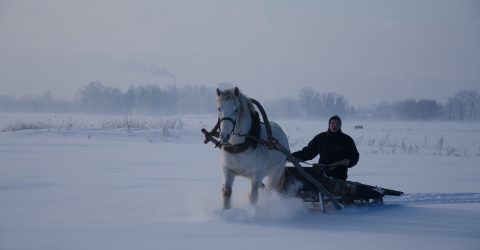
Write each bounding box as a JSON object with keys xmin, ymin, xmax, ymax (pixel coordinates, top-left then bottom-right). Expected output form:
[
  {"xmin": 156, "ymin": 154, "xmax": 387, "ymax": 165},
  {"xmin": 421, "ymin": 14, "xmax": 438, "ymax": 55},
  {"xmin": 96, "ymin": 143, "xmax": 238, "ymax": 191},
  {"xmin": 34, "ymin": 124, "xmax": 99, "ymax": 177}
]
[
  {"xmin": 222, "ymin": 168, "xmax": 235, "ymax": 210},
  {"xmin": 249, "ymin": 179, "xmax": 262, "ymax": 205}
]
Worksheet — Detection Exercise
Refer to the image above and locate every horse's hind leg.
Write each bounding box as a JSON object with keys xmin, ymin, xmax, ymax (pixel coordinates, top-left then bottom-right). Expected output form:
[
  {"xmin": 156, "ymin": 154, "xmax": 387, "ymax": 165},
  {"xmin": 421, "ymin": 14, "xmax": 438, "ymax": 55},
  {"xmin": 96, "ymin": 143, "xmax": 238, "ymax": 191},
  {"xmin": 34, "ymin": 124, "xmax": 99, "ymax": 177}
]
[
  {"xmin": 249, "ymin": 179, "xmax": 261, "ymax": 205},
  {"xmin": 275, "ymin": 171, "xmax": 285, "ymax": 192},
  {"xmin": 222, "ymin": 168, "xmax": 235, "ymax": 210},
  {"xmin": 266, "ymin": 167, "xmax": 285, "ymax": 192},
  {"xmin": 222, "ymin": 185, "xmax": 232, "ymax": 210}
]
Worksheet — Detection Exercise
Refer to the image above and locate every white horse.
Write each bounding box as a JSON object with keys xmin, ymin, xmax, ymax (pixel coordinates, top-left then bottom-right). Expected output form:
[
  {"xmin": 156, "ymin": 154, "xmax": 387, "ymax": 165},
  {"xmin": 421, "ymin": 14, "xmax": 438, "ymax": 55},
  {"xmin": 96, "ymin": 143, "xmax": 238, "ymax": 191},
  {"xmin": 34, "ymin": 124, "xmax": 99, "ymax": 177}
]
[{"xmin": 216, "ymin": 87, "xmax": 289, "ymax": 210}]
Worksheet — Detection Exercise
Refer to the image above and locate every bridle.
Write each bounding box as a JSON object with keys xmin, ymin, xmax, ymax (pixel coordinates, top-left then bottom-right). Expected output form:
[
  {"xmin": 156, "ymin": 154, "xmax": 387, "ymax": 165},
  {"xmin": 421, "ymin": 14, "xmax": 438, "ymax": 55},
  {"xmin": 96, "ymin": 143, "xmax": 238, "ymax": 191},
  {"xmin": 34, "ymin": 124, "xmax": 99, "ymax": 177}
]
[{"xmin": 218, "ymin": 109, "xmax": 239, "ymax": 137}]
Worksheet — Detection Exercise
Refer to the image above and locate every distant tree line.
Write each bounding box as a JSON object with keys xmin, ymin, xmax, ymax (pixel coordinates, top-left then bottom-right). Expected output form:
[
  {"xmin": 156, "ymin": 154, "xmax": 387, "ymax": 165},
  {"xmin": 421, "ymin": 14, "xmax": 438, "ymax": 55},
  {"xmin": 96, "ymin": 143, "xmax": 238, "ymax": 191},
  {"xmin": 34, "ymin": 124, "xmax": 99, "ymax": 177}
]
[
  {"xmin": 366, "ymin": 99, "xmax": 443, "ymax": 120},
  {"xmin": 76, "ymin": 82, "xmax": 216, "ymax": 115},
  {"xmin": 0, "ymin": 91, "xmax": 76, "ymax": 113},
  {"xmin": 0, "ymin": 82, "xmax": 216, "ymax": 115},
  {"xmin": 445, "ymin": 90, "xmax": 480, "ymax": 121},
  {"xmin": 264, "ymin": 87, "xmax": 354, "ymax": 119},
  {"xmin": 365, "ymin": 90, "xmax": 480, "ymax": 121},
  {"xmin": 1, "ymin": 82, "xmax": 479, "ymax": 121}
]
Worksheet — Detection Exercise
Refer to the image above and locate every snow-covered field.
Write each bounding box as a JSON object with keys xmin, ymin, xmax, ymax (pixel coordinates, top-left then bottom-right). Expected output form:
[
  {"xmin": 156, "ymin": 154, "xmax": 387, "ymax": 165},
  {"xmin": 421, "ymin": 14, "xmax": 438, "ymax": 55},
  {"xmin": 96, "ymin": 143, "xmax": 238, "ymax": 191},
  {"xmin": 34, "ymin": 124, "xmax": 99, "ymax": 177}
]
[{"xmin": 1, "ymin": 113, "xmax": 479, "ymax": 250}]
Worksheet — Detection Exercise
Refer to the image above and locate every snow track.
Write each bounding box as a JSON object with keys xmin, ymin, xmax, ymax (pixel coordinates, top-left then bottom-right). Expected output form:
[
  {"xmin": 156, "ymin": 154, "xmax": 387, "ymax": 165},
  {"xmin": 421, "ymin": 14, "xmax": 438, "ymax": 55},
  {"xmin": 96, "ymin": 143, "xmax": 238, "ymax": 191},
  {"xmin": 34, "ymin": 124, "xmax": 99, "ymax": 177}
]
[{"xmin": 384, "ymin": 193, "xmax": 480, "ymax": 205}]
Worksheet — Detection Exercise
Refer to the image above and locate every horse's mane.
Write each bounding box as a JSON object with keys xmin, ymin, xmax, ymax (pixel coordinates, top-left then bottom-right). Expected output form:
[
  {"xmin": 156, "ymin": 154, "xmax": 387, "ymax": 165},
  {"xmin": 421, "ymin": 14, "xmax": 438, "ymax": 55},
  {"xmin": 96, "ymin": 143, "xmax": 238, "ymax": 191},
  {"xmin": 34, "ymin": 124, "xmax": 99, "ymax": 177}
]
[{"xmin": 222, "ymin": 88, "xmax": 254, "ymax": 116}]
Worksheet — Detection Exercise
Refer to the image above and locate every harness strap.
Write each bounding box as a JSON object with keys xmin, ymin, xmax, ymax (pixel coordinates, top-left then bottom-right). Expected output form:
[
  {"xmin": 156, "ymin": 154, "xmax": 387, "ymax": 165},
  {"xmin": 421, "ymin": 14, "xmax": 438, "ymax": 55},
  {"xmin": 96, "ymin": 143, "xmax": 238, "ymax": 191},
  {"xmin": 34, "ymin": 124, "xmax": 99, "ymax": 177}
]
[{"xmin": 249, "ymin": 98, "xmax": 275, "ymax": 148}]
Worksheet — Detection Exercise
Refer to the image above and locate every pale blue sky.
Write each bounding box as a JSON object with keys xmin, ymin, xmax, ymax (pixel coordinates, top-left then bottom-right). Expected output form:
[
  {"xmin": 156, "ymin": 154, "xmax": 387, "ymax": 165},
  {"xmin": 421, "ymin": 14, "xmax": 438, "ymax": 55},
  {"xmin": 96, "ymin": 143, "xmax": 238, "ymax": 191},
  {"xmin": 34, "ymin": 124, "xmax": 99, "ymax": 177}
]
[{"xmin": 0, "ymin": 0, "xmax": 479, "ymax": 106}]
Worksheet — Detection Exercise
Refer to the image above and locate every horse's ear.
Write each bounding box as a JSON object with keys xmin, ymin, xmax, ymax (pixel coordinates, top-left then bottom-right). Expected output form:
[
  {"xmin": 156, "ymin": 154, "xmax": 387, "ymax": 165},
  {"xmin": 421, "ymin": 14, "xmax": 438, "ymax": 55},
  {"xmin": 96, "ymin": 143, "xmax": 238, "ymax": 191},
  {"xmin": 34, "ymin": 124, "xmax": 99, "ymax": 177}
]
[
  {"xmin": 216, "ymin": 88, "xmax": 223, "ymax": 97},
  {"xmin": 234, "ymin": 87, "xmax": 239, "ymax": 97}
]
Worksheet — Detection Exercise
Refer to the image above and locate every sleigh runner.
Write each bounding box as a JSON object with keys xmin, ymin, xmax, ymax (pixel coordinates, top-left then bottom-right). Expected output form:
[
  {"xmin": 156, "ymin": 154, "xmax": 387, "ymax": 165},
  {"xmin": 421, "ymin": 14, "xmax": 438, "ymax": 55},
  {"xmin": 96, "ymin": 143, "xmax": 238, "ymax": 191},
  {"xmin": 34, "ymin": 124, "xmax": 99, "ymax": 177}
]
[{"xmin": 203, "ymin": 87, "xmax": 403, "ymax": 211}]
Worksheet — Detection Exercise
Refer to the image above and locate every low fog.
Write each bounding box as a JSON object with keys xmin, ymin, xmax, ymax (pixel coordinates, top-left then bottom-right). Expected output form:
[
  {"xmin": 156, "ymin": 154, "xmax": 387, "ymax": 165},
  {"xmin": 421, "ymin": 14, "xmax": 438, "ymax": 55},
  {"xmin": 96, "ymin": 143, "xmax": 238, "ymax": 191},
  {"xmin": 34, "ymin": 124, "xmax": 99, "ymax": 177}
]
[{"xmin": 1, "ymin": 82, "xmax": 479, "ymax": 122}]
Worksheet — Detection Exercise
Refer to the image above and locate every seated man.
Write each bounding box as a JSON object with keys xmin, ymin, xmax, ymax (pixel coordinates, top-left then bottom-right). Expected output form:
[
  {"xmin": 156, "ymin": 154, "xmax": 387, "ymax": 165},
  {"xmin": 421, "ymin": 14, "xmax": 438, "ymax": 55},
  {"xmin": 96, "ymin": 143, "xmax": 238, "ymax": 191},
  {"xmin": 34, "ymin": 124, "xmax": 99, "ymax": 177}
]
[{"xmin": 292, "ymin": 115, "xmax": 359, "ymax": 180}]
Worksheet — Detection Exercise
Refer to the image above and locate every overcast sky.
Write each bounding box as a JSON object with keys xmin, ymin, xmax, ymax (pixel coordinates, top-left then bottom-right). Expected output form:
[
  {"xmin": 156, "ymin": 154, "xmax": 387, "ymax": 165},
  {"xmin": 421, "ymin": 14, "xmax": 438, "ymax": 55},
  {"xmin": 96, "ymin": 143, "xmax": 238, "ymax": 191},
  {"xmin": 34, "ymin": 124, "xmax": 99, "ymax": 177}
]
[{"xmin": 0, "ymin": 0, "xmax": 479, "ymax": 107}]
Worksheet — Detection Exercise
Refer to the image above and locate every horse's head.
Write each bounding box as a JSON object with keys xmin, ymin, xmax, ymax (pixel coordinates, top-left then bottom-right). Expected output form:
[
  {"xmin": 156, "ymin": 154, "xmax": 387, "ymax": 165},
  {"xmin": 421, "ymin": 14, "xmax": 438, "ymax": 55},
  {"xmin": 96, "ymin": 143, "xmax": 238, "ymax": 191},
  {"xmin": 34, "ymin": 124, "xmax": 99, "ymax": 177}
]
[{"xmin": 216, "ymin": 87, "xmax": 241, "ymax": 144}]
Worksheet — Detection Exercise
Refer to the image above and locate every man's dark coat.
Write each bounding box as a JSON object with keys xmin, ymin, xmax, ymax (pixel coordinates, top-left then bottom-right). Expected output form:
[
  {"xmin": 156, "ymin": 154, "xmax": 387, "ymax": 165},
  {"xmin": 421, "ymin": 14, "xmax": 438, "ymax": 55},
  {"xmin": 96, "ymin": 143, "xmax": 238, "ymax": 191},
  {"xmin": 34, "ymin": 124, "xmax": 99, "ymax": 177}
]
[{"xmin": 291, "ymin": 130, "xmax": 359, "ymax": 180}]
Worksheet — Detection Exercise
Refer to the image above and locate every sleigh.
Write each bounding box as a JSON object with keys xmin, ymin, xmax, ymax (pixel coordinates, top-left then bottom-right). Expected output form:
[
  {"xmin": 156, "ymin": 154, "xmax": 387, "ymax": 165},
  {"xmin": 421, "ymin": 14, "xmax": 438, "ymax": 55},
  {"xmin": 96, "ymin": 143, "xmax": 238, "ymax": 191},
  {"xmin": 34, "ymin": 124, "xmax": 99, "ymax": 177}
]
[{"xmin": 282, "ymin": 163, "xmax": 403, "ymax": 209}]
